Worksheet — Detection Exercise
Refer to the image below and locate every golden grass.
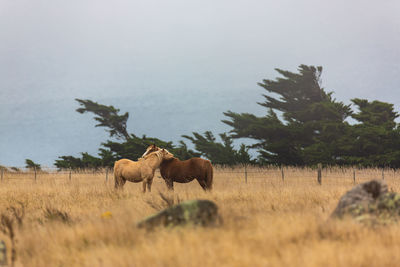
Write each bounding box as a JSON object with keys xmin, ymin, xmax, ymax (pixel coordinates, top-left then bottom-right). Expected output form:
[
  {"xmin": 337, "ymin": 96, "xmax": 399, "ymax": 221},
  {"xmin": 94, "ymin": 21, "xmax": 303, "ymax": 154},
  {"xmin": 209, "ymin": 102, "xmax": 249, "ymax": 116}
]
[{"xmin": 1, "ymin": 167, "xmax": 400, "ymax": 267}]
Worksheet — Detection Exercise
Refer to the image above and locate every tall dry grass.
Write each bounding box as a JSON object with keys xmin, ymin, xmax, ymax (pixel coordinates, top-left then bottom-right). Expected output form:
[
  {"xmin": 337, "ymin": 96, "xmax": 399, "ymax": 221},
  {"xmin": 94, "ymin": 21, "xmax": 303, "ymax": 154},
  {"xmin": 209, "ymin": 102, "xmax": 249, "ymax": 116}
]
[{"xmin": 0, "ymin": 167, "xmax": 399, "ymax": 266}]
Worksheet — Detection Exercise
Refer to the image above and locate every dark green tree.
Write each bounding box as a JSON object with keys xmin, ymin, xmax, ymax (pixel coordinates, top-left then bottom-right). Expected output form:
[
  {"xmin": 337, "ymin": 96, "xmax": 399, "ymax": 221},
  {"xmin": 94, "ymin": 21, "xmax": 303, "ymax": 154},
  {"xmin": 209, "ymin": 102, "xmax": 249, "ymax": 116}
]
[
  {"xmin": 25, "ymin": 159, "xmax": 41, "ymax": 170},
  {"xmin": 102, "ymin": 134, "xmax": 199, "ymax": 162},
  {"xmin": 341, "ymin": 99, "xmax": 400, "ymax": 168},
  {"xmin": 80, "ymin": 152, "xmax": 102, "ymax": 169},
  {"xmin": 183, "ymin": 131, "xmax": 253, "ymax": 165},
  {"xmin": 56, "ymin": 100, "xmax": 200, "ymax": 169},
  {"xmin": 98, "ymin": 148, "xmax": 116, "ymax": 168},
  {"xmin": 173, "ymin": 141, "xmax": 202, "ymax": 160},
  {"xmin": 10, "ymin": 167, "xmax": 20, "ymax": 172},
  {"xmin": 54, "ymin": 156, "xmax": 84, "ymax": 169},
  {"xmin": 351, "ymin": 99, "xmax": 398, "ymax": 129},
  {"xmin": 223, "ymin": 65, "xmax": 352, "ymax": 165},
  {"xmin": 75, "ymin": 99, "xmax": 130, "ymax": 140},
  {"xmin": 54, "ymin": 153, "xmax": 103, "ymax": 170}
]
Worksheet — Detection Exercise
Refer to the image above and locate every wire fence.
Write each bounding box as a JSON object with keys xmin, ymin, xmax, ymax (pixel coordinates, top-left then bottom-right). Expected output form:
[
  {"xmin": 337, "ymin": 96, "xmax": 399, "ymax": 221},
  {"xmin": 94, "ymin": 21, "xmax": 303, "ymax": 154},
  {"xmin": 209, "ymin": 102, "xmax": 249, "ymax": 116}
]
[{"xmin": 0, "ymin": 165, "xmax": 396, "ymax": 186}]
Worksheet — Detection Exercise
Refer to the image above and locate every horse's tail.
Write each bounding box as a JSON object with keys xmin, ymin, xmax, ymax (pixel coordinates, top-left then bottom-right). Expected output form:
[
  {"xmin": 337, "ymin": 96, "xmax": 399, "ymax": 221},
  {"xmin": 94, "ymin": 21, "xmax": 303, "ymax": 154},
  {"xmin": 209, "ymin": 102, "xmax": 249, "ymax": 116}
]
[{"xmin": 205, "ymin": 161, "xmax": 213, "ymax": 190}]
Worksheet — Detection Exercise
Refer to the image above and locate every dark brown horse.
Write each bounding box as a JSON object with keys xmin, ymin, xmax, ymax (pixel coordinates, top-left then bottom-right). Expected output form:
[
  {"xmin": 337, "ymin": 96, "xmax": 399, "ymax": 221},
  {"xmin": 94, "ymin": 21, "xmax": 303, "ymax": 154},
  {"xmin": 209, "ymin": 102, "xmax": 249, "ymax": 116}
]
[{"xmin": 142, "ymin": 145, "xmax": 213, "ymax": 191}]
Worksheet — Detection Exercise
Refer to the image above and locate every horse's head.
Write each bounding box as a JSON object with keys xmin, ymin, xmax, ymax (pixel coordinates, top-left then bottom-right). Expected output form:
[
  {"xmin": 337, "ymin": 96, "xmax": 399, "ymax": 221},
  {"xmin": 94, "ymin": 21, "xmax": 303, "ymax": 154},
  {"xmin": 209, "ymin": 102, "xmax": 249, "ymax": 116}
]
[
  {"xmin": 142, "ymin": 144, "xmax": 160, "ymax": 158},
  {"xmin": 160, "ymin": 149, "xmax": 174, "ymax": 160}
]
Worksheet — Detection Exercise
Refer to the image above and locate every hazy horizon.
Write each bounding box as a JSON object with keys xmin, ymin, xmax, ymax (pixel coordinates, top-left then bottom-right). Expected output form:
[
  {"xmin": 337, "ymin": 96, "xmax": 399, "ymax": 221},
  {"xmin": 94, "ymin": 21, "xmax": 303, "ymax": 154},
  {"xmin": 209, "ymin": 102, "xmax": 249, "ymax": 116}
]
[{"xmin": 1, "ymin": 0, "xmax": 399, "ymax": 167}]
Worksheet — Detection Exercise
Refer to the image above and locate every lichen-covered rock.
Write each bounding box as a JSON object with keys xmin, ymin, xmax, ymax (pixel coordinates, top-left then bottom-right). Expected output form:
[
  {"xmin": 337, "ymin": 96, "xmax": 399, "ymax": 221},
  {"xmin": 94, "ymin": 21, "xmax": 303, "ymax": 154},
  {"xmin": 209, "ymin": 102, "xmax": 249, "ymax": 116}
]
[
  {"xmin": 331, "ymin": 179, "xmax": 400, "ymax": 224},
  {"xmin": 370, "ymin": 193, "xmax": 400, "ymax": 218},
  {"xmin": 137, "ymin": 199, "xmax": 220, "ymax": 230},
  {"xmin": 331, "ymin": 179, "xmax": 388, "ymax": 218}
]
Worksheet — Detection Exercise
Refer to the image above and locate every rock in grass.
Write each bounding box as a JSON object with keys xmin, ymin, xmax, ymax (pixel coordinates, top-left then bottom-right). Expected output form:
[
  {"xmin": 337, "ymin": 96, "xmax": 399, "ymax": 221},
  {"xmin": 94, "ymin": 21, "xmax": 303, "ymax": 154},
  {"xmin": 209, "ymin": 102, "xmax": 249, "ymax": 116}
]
[
  {"xmin": 331, "ymin": 179, "xmax": 388, "ymax": 218},
  {"xmin": 137, "ymin": 199, "xmax": 220, "ymax": 230},
  {"xmin": 331, "ymin": 179, "xmax": 400, "ymax": 224}
]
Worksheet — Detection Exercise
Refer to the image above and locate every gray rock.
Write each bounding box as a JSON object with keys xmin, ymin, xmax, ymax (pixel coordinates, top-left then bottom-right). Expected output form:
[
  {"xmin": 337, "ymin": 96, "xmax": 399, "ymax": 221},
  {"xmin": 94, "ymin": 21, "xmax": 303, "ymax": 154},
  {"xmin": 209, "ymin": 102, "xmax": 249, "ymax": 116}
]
[
  {"xmin": 332, "ymin": 179, "xmax": 388, "ymax": 218},
  {"xmin": 137, "ymin": 199, "xmax": 220, "ymax": 230},
  {"xmin": 331, "ymin": 179, "xmax": 388, "ymax": 218}
]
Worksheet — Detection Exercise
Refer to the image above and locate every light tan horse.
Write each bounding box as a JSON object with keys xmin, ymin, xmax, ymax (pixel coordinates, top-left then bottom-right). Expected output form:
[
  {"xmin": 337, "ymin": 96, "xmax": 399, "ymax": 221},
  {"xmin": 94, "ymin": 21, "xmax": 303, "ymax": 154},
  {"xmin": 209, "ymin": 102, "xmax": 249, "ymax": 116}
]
[{"xmin": 114, "ymin": 149, "xmax": 174, "ymax": 191}]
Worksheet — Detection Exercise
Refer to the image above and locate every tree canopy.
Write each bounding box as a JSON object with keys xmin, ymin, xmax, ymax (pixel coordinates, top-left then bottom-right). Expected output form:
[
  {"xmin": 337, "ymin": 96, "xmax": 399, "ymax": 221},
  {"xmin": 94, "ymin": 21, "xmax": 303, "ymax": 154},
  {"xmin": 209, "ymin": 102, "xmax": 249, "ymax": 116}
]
[
  {"xmin": 223, "ymin": 65, "xmax": 400, "ymax": 167},
  {"xmin": 25, "ymin": 159, "xmax": 41, "ymax": 170},
  {"xmin": 56, "ymin": 99, "xmax": 247, "ymax": 169},
  {"xmin": 75, "ymin": 99, "xmax": 130, "ymax": 140},
  {"xmin": 55, "ymin": 65, "xmax": 400, "ymax": 169},
  {"xmin": 182, "ymin": 131, "xmax": 252, "ymax": 165}
]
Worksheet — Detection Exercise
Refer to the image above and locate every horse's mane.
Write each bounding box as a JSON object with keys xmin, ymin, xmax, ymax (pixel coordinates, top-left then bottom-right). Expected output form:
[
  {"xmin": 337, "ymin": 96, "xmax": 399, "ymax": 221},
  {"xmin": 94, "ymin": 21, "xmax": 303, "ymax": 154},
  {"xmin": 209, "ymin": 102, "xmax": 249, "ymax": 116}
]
[
  {"xmin": 143, "ymin": 149, "xmax": 163, "ymax": 161},
  {"xmin": 142, "ymin": 147, "xmax": 173, "ymax": 162}
]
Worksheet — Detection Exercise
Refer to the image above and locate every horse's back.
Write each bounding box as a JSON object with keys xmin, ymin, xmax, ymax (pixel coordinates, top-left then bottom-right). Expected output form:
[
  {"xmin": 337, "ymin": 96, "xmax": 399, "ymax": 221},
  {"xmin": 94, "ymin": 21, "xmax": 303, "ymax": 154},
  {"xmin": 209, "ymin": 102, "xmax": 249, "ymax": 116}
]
[
  {"xmin": 187, "ymin": 157, "xmax": 212, "ymax": 169},
  {"xmin": 162, "ymin": 157, "xmax": 212, "ymax": 177},
  {"xmin": 114, "ymin": 158, "xmax": 135, "ymax": 169},
  {"xmin": 114, "ymin": 159, "xmax": 140, "ymax": 179}
]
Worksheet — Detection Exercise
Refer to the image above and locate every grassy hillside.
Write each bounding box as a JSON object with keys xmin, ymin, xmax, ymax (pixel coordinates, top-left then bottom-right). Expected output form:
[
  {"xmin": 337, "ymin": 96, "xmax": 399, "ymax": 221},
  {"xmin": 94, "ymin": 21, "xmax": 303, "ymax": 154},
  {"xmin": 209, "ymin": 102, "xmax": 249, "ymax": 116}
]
[{"xmin": 0, "ymin": 167, "xmax": 399, "ymax": 266}]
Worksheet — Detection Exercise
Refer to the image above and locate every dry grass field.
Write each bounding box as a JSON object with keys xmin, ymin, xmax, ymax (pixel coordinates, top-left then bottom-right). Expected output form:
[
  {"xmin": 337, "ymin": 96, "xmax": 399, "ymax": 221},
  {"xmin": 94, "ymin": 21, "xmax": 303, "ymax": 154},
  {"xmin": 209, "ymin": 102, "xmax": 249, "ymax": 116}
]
[{"xmin": 1, "ymin": 166, "xmax": 400, "ymax": 267}]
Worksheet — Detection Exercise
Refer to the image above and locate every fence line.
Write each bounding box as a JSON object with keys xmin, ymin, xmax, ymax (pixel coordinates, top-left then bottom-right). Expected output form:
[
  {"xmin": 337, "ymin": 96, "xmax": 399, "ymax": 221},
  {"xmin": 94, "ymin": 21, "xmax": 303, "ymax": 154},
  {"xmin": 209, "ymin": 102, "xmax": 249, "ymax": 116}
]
[{"xmin": 0, "ymin": 165, "xmax": 396, "ymax": 185}]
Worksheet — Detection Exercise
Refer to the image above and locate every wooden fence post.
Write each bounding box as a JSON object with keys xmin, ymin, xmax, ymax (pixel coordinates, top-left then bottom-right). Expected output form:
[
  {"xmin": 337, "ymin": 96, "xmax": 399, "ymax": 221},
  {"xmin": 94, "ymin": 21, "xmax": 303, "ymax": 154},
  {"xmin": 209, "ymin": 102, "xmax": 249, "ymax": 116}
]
[
  {"xmin": 281, "ymin": 167, "xmax": 284, "ymax": 182},
  {"xmin": 34, "ymin": 167, "xmax": 37, "ymax": 182},
  {"xmin": 382, "ymin": 168, "xmax": 384, "ymax": 180},
  {"xmin": 317, "ymin": 163, "xmax": 322, "ymax": 185},
  {"xmin": 69, "ymin": 168, "xmax": 72, "ymax": 181},
  {"xmin": 244, "ymin": 164, "xmax": 248, "ymax": 184},
  {"xmin": 0, "ymin": 168, "xmax": 3, "ymax": 182},
  {"xmin": 106, "ymin": 168, "xmax": 109, "ymax": 182},
  {"xmin": 353, "ymin": 168, "xmax": 356, "ymax": 184}
]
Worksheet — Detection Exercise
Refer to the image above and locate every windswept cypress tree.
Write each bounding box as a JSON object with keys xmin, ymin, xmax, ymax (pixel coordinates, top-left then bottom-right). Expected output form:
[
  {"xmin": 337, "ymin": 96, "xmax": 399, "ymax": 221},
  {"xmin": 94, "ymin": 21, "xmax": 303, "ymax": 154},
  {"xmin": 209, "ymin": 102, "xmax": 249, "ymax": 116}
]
[
  {"xmin": 342, "ymin": 99, "xmax": 400, "ymax": 167},
  {"xmin": 55, "ymin": 100, "xmax": 200, "ymax": 169},
  {"xmin": 351, "ymin": 99, "xmax": 398, "ymax": 129},
  {"xmin": 223, "ymin": 65, "xmax": 352, "ymax": 165},
  {"xmin": 101, "ymin": 135, "xmax": 200, "ymax": 162},
  {"xmin": 25, "ymin": 159, "xmax": 41, "ymax": 170},
  {"xmin": 75, "ymin": 99, "xmax": 130, "ymax": 140},
  {"xmin": 56, "ymin": 68, "xmax": 400, "ymax": 169},
  {"xmin": 182, "ymin": 131, "xmax": 252, "ymax": 165}
]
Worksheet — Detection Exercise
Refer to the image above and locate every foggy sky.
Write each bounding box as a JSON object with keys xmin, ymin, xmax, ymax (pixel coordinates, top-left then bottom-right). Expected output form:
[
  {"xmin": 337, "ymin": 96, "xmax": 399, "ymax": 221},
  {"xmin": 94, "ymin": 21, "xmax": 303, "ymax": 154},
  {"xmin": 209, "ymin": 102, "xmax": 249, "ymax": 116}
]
[{"xmin": 1, "ymin": 0, "xmax": 399, "ymax": 167}]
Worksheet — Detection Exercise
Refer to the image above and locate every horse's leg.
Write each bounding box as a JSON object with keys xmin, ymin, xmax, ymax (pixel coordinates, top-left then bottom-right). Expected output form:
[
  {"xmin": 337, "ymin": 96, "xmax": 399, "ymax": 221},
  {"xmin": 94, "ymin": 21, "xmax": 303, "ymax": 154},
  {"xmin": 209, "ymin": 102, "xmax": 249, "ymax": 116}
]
[
  {"xmin": 115, "ymin": 175, "xmax": 126, "ymax": 189},
  {"xmin": 147, "ymin": 179, "xmax": 153, "ymax": 192},
  {"xmin": 142, "ymin": 180, "xmax": 147, "ymax": 193},
  {"xmin": 164, "ymin": 179, "xmax": 174, "ymax": 191}
]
